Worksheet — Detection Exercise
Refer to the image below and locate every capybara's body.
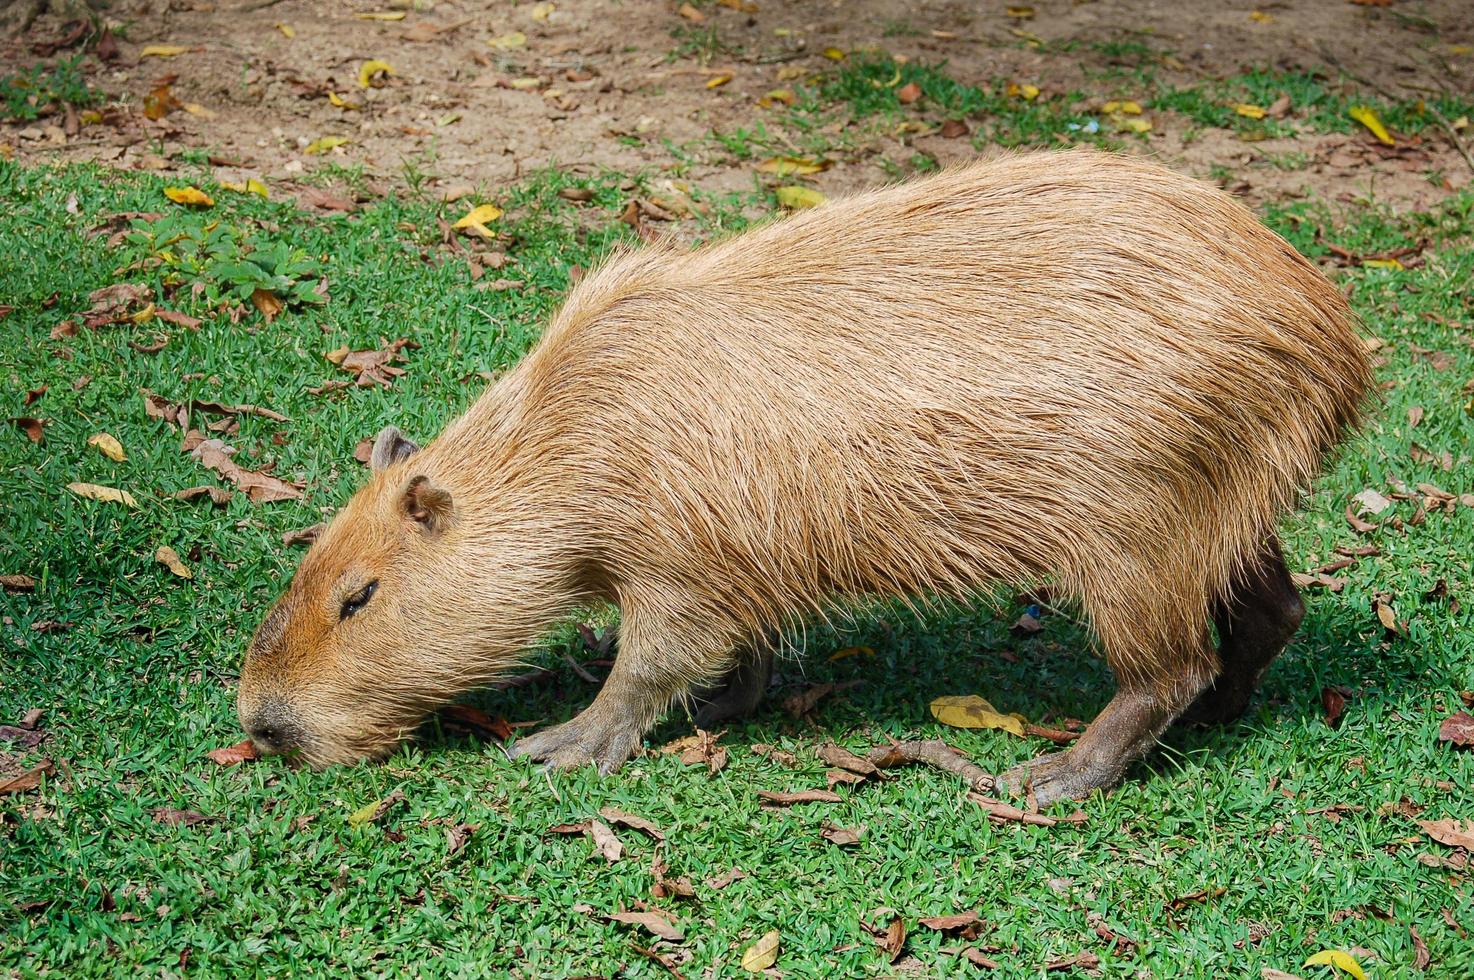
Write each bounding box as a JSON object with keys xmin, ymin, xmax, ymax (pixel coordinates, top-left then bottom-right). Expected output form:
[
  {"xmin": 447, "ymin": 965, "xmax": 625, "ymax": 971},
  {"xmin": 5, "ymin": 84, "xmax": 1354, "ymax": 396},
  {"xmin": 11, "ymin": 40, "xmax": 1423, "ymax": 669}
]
[{"xmin": 238, "ymin": 148, "xmax": 1370, "ymax": 803}]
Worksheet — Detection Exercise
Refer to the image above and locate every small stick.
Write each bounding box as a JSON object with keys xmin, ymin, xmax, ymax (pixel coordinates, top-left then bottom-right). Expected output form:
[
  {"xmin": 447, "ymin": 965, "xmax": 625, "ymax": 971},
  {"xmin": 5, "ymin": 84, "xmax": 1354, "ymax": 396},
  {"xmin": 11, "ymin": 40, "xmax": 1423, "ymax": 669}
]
[
  {"xmin": 865, "ymin": 739, "xmax": 995, "ymax": 793},
  {"xmin": 562, "ymin": 653, "xmax": 602, "ymax": 684},
  {"xmin": 1024, "ymin": 723, "xmax": 1080, "ymax": 746}
]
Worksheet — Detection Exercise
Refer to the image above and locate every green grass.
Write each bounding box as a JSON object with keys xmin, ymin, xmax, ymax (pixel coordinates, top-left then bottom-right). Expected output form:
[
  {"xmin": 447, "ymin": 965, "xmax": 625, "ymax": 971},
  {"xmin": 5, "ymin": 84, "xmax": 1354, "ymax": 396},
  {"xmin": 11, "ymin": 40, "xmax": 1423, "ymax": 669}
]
[
  {"xmin": 2, "ymin": 56, "xmax": 98, "ymax": 122},
  {"xmin": 2, "ymin": 160, "xmax": 1473, "ymax": 978}
]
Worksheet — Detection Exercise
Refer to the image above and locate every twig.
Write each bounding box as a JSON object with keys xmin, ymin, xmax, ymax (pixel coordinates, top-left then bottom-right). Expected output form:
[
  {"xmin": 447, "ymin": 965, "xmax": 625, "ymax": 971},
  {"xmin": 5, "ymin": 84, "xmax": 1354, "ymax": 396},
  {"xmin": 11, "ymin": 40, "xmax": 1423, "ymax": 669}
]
[
  {"xmin": 1024, "ymin": 723, "xmax": 1081, "ymax": 746},
  {"xmin": 1318, "ymin": 45, "xmax": 1474, "ymax": 176},
  {"xmin": 865, "ymin": 739, "xmax": 995, "ymax": 793},
  {"xmin": 489, "ymin": 668, "xmax": 556, "ymax": 690},
  {"xmin": 562, "ymin": 653, "xmax": 602, "ymax": 684}
]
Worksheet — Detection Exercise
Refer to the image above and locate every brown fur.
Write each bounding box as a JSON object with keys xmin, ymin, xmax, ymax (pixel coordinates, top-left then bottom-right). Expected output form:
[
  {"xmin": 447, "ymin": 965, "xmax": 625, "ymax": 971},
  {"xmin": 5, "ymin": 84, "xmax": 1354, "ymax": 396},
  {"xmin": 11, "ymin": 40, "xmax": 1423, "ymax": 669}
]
[{"xmin": 237, "ymin": 148, "xmax": 1370, "ymax": 800}]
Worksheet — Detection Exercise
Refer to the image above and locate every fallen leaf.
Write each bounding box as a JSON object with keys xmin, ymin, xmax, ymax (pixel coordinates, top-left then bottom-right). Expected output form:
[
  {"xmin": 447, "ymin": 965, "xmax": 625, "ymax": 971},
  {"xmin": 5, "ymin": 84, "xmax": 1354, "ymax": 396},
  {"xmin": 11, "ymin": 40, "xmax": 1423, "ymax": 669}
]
[
  {"xmin": 205, "ymin": 739, "xmax": 259, "ymax": 765},
  {"xmin": 444, "ymin": 821, "xmax": 477, "ymax": 856},
  {"xmin": 756, "ymin": 155, "xmax": 830, "ymax": 176},
  {"xmin": 816, "ymin": 743, "xmax": 880, "ymax": 778},
  {"xmin": 152, "ymin": 808, "xmax": 213, "ymax": 826},
  {"xmin": 918, "ymin": 911, "xmax": 982, "ymax": 933},
  {"xmin": 220, "ymin": 178, "xmax": 269, "ymax": 197},
  {"xmin": 1438, "ymin": 712, "xmax": 1474, "ymax": 747},
  {"xmin": 1249, "ymin": 10, "xmax": 1274, "ymax": 22},
  {"xmin": 323, "ymin": 338, "xmax": 416, "ymax": 388},
  {"xmin": 1354, "ymin": 488, "xmax": 1393, "ymax": 514},
  {"xmin": 163, "ymin": 186, "xmax": 213, "ymax": 207},
  {"xmin": 487, "ymin": 31, "xmax": 527, "ymax": 49},
  {"xmin": 347, "ymin": 787, "xmax": 406, "ymax": 827},
  {"xmin": 820, "ymin": 822, "xmax": 864, "ymax": 846},
  {"xmin": 962, "ymin": 948, "xmax": 1001, "ymax": 969},
  {"xmin": 1419, "ymin": 818, "xmax": 1474, "ymax": 850},
  {"xmin": 930, "ymin": 695, "xmax": 1028, "ymax": 736},
  {"xmin": 0, "ymin": 575, "xmax": 37, "ymax": 591},
  {"xmin": 305, "ymin": 136, "xmax": 350, "ymax": 155},
  {"xmin": 281, "ymin": 523, "xmax": 322, "ymax": 546},
  {"xmin": 774, "ymin": 186, "xmax": 826, "ymax": 209},
  {"xmin": 0, "ymin": 760, "xmax": 54, "ymax": 795},
  {"xmin": 782, "ymin": 680, "xmax": 858, "ymax": 717},
  {"xmin": 1102, "ymin": 99, "xmax": 1143, "ymax": 114},
  {"xmin": 68, "ymin": 482, "xmax": 137, "ymax": 507},
  {"xmin": 9, "ymin": 417, "xmax": 43, "ymax": 444},
  {"xmin": 757, "ymin": 789, "xmax": 842, "ymax": 806},
  {"xmin": 438, "ymin": 704, "xmax": 514, "ymax": 741},
  {"xmin": 356, "ymin": 11, "xmax": 406, "ymax": 20},
  {"xmin": 175, "ymin": 485, "xmax": 233, "ymax": 505},
  {"xmin": 740, "ymin": 930, "xmax": 780, "ymax": 972},
  {"xmin": 939, "ymin": 119, "xmax": 969, "ymax": 138},
  {"xmin": 358, "ymin": 59, "xmax": 395, "ymax": 88},
  {"xmin": 1235, "ymin": 103, "xmax": 1268, "ymax": 119},
  {"xmin": 1046, "ymin": 951, "xmax": 1101, "ymax": 971},
  {"xmin": 1346, "ymin": 504, "xmax": 1379, "ymax": 533},
  {"xmin": 530, "ymin": 2, "xmax": 556, "ymax": 20},
  {"xmin": 18, "ymin": 709, "xmax": 42, "ymax": 729},
  {"xmin": 141, "ymin": 44, "xmax": 191, "ymax": 57},
  {"xmin": 822, "ymin": 46, "xmax": 845, "ymax": 60},
  {"xmin": 1006, "ymin": 82, "xmax": 1040, "ymax": 100},
  {"xmin": 1116, "ymin": 116, "xmax": 1152, "ymax": 133},
  {"xmin": 276, "ymin": 22, "xmax": 295, "ymax": 37},
  {"xmin": 1304, "ymin": 949, "xmax": 1368, "ymax": 980},
  {"xmin": 706, "ymin": 72, "xmax": 733, "ymax": 89},
  {"xmin": 1349, "ymin": 105, "xmax": 1394, "ymax": 146},
  {"xmin": 189, "ymin": 439, "xmax": 304, "ymax": 503},
  {"xmin": 249, "ymin": 288, "xmax": 284, "ymax": 322},
  {"xmin": 1410, "ymin": 924, "xmax": 1430, "ymax": 971},
  {"xmin": 1373, "ymin": 597, "xmax": 1397, "ymax": 631},
  {"xmin": 757, "ymin": 88, "xmax": 796, "ymax": 108},
  {"xmin": 155, "ymin": 546, "xmax": 192, "ymax": 579},
  {"xmin": 705, "ymin": 867, "xmax": 748, "ymax": 890},
  {"xmin": 1321, "ymin": 687, "xmax": 1346, "ymax": 727},
  {"xmin": 607, "ymin": 910, "xmax": 682, "ymax": 941},
  {"xmin": 896, "ymin": 82, "xmax": 922, "ymax": 104},
  {"xmin": 589, "ymin": 819, "xmax": 624, "ymax": 862},
  {"xmin": 87, "ymin": 433, "xmax": 126, "ymax": 461},
  {"xmin": 599, "ymin": 806, "xmax": 665, "ymax": 840},
  {"xmin": 677, "ymin": 3, "xmax": 704, "ymax": 22},
  {"xmin": 452, "ymin": 203, "xmax": 504, "ymax": 238}
]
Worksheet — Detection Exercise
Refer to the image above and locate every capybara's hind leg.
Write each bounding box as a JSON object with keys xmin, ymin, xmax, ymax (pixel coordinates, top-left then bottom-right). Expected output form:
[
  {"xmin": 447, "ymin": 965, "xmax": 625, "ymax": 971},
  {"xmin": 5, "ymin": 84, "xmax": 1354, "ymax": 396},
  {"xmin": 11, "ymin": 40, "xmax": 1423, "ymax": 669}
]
[
  {"xmin": 512, "ymin": 602, "xmax": 716, "ymax": 773},
  {"xmin": 1181, "ymin": 536, "xmax": 1304, "ymax": 726},
  {"xmin": 1000, "ymin": 597, "xmax": 1216, "ymax": 805},
  {"xmin": 693, "ymin": 638, "xmax": 775, "ymax": 728}
]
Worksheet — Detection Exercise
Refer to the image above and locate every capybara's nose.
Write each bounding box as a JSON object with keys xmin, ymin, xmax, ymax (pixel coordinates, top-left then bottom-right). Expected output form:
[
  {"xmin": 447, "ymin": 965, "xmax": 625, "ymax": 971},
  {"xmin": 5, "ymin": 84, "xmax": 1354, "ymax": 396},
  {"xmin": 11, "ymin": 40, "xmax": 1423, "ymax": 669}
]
[{"xmin": 243, "ymin": 700, "xmax": 300, "ymax": 755}]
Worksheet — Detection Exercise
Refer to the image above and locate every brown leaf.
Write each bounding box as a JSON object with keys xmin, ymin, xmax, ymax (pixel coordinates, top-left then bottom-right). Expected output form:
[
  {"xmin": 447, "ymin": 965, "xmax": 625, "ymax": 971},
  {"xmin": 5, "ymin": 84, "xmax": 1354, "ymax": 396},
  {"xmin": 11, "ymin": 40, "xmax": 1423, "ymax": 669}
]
[
  {"xmin": 589, "ymin": 818, "xmax": 624, "ymax": 862},
  {"xmin": 175, "ymin": 485, "xmax": 234, "ymax": 505},
  {"xmin": 967, "ymin": 793, "xmax": 1087, "ymax": 827},
  {"xmin": 820, "ymin": 821, "xmax": 864, "ymax": 846},
  {"xmin": 816, "ymin": 742, "xmax": 880, "ymax": 778},
  {"xmin": 1373, "ymin": 597, "xmax": 1399, "ymax": 632},
  {"xmin": 324, "ymin": 339, "xmax": 417, "ymax": 388},
  {"xmin": 298, "ymin": 187, "xmax": 359, "ymax": 212},
  {"xmin": 1045, "ymin": 951, "xmax": 1101, "ymax": 971},
  {"xmin": 599, "ymin": 806, "xmax": 665, "ymax": 840},
  {"xmin": 19, "ymin": 709, "xmax": 42, "ymax": 729},
  {"xmin": 205, "ymin": 739, "xmax": 259, "ymax": 766},
  {"xmin": 961, "ymin": 948, "xmax": 1000, "ymax": 969},
  {"xmin": 444, "ymin": 822, "xmax": 478, "ymax": 856},
  {"xmin": 1345, "ymin": 503, "xmax": 1379, "ymax": 533},
  {"xmin": 703, "ymin": 866, "xmax": 747, "ymax": 890},
  {"xmin": 353, "ymin": 437, "xmax": 374, "ymax": 464},
  {"xmin": 190, "ymin": 438, "xmax": 304, "ymax": 503},
  {"xmin": 1419, "ymin": 819, "xmax": 1474, "ymax": 850},
  {"xmin": 24, "ymin": 385, "xmax": 47, "ymax": 406},
  {"xmin": 0, "ymin": 726, "xmax": 47, "ymax": 749},
  {"xmin": 918, "ymin": 911, "xmax": 982, "ymax": 933},
  {"xmin": 1410, "ymin": 924, "xmax": 1430, "ymax": 971},
  {"xmin": 783, "ymin": 680, "xmax": 859, "ymax": 717},
  {"xmin": 249, "ymin": 288, "xmax": 284, "ymax": 322},
  {"xmin": 155, "ymin": 545, "xmax": 192, "ymax": 580},
  {"xmin": 896, "ymin": 82, "xmax": 922, "ymax": 104},
  {"xmin": 154, "ymin": 309, "xmax": 202, "ymax": 330},
  {"xmin": 0, "ymin": 760, "xmax": 55, "ymax": 795},
  {"xmin": 438, "ymin": 704, "xmax": 513, "ymax": 741},
  {"xmin": 606, "ymin": 909, "xmax": 683, "ymax": 942},
  {"xmin": 1, "ymin": 575, "xmax": 37, "ymax": 592},
  {"xmin": 1322, "ymin": 687, "xmax": 1347, "ymax": 727},
  {"xmin": 1439, "ymin": 712, "xmax": 1474, "ymax": 747},
  {"xmin": 189, "ymin": 400, "xmax": 290, "ymax": 423},
  {"xmin": 757, "ymin": 788, "xmax": 843, "ymax": 806},
  {"xmin": 939, "ymin": 119, "xmax": 969, "ymax": 138},
  {"xmin": 862, "ymin": 915, "xmax": 906, "ymax": 962},
  {"xmin": 152, "ymin": 807, "xmax": 214, "ymax": 827},
  {"xmin": 9, "ymin": 417, "xmax": 44, "ymax": 443},
  {"xmin": 673, "ymin": 728, "xmax": 728, "ymax": 774}
]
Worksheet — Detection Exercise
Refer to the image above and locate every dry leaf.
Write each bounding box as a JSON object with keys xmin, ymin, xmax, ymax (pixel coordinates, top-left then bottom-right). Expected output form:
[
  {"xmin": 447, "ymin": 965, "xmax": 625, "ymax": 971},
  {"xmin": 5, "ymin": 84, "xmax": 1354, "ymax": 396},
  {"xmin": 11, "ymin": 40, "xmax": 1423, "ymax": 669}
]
[
  {"xmin": 0, "ymin": 574, "xmax": 37, "ymax": 591},
  {"xmin": 1349, "ymin": 105, "xmax": 1394, "ymax": 146},
  {"xmin": 896, "ymin": 82, "xmax": 922, "ymax": 104},
  {"xmin": 589, "ymin": 819, "xmax": 624, "ymax": 862},
  {"xmin": 757, "ymin": 88, "xmax": 795, "ymax": 108},
  {"xmin": 756, "ymin": 155, "xmax": 829, "ymax": 176},
  {"xmin": 9, "ymin": 417, "xmax": 43, "ymax": 443},
  {"xmin": 918, "ymin": 911, "xmax": 982, "ymax": 933},
  {"xmin": 1438, "ymin": 712, "xmax": 1474, "ymax": 747},
  {"xmin": 1007, "ymin": 82, "xmax": 1040, "ymax": 100},
  {"xmin": 1419, "ymin": 818, "xmax": 1474, "ymax": 850},
  {"xmin": 356, "ymin": 11, "xmax": 406, "ymax": 20},
  {"xmin": 176, "ymin": 485, "xmax": 233, "ymax": 505},
  {"xmin": 164, "ymin": 186, "xmax": 213, "ymax": 207},
  {"xmin": 930, "ymin": 694, "xmax": 1028, "ymax": 736},
  {"xmin": 740, "ymin": 930, "xmax": 780, "ymax": 972},
  {"xmin": 206, "ymin": 739, "xmax": 260, "ymax": 765},
  {"xmin": 607, "ymin": 910, "xmax": 682, "ymax": 942},
  {"xmin": 438, "ymin": 704, "xmax": 513, "ymax": 741},
  {"xmin": 774, "ymin": 186, "xmax": 826, "ymax": 209},
  {"xmin": 305, "ymin": 136, "xmax": 350, "ymax": 154},
  {"xmin": 530, "ymin": 2, "xmax": 556, "ymax": 20},
  {"xmin": 276, "ymin": 22, "xmax": 295, "ymax": 37},
  {"xmin": 598, "ymin": 806, "xmax": 664, "ymax": 840},
  {"xmin": 85, "ymin": 436, "xmax": 126, "ymax": 462},
  {"xmin": 1235, "ymin": 103, "xmax": 1268, "ymax": 119},
  {"xmin": 152, "ymin": 808, "xmax": 213, "ymax": 826},
  {"xmin": 706, "ymin": 73, "xmax": 733, "ymax": 89},
  {"xmin": 155, "ymin": 545, "xmax": 192, "ymax": 579},
  {"xmin": 1304, "ymin": 950, "xmax": 1368, "ymax": 980},
  {"xmin": 323, "ymin": 338, "xmax": 416, "ymax": 388},
  {"xmin": 358, "ymin": 59, "xmax": 395, "ymax": 88},
  {"xmin": 68, "ymin": 482, "xmax": 137, "ymax": 507},
  {"xmin": 757, "ymin": 788, "xmax": 842, "ymax": 806},
  {"xmin": 250, "ymin": 288, "xmax": 284, "ymax": 321},
  {"xmin": 189, "ymin": 438, "xmax": 304, "ymax": 503},
  {"xmin": 0, "ymin": 760, "xmax": 54, "ymax": 795},
  {"xmin": 1354, "ymin": 488, "xmax": 1392, "ymax": 514},
  {"xmin": 820, "ymin": 822, "xmax": 864, "ymax": 846},
  {"xmin": 141, "ymin": 44, "xmax": 190, "ymax": 57},
  {"xmin": 347, "ymin": 788, "xmax": 406, "ymax": 827},
  {"xmin": 677, "ymin": 3, "xmax": 704, "ymax": 22},
  {"xmin": 453, "ymin": 203, "xmax": 504, "ymax": 238},
  {"xmin": 487, "ymin": 31, "xmax": 527, "ymax": 49}
]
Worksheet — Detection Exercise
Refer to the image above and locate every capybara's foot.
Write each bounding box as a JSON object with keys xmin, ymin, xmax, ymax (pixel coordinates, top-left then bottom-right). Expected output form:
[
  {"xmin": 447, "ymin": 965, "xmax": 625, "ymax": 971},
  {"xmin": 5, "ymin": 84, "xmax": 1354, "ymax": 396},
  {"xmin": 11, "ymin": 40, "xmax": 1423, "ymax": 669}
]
[
  {"xmin": 998, "ymin": 749, "xmax": 1120, "ymax": 806},
  {"xmin": 692, "ymin": 650, "xmax": 774, "ymax": 728},
  {"xmin": 510, "ymin": 708, "xmax": 644, "ymax": 774}
]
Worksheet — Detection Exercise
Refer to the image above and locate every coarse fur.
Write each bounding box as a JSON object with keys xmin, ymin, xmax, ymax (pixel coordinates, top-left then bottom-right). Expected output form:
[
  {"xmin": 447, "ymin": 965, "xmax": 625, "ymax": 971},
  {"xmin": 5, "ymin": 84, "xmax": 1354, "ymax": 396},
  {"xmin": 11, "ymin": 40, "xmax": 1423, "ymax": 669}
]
[{"xmin": 237, "ymin": 147, "xmax": 1370, "ymax": 802}]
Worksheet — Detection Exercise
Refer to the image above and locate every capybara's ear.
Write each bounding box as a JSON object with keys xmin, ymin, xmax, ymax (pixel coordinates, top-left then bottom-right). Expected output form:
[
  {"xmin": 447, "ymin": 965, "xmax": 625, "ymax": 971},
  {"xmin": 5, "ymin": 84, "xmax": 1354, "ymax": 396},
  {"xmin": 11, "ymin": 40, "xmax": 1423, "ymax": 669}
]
[
  {"xmin": 402, "ymin": 474, "xmax": 453, "ymax": 532},
  {"xmin": 370, "ymin": 425, "xmax": 420, "ymax": 471}
]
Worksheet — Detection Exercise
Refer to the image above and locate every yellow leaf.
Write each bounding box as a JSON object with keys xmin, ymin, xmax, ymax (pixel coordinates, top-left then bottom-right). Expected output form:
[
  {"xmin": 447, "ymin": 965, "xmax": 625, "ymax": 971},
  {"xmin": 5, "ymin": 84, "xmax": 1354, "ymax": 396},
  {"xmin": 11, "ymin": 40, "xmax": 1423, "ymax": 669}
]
[
  {"xmin": 757, "ymin": 88, "xmax": 795, "ymax": 107},
  {"xmin": 1006, "ymin": 5, "xmax": 1035, "ymax": 18},
  {"xmin": 1375, "ymin": 599, "xmax": 1397, "ymax": 630},
  {"xmin": 437, "ymin": 111, "xmax": 461, "ymax": 127},
  {"xmin": 182, "ymin": 102, "xmax": 216, "ymax": 119},
  {"xmin": 305, "ymin": 136, "xmax": 350, "ymax": 154},
  {"xmin": 929, "ymin": 695, "xmax": 1028, "ymax": 736},
  {"xmin": 756, "ymin": 155, "xmax": 829, "ymax": 176},
  {"xmin": 141, "ymin": 44, "xmax": 190, "ymax": 57},
  {"xmin": 347, "ymin": 798, "xmax": 383, "ymax": 827},
  {"xmin": 275, "ymin": 22, "xmax": 295, "ymax": 38},
  {"xmin": 1452, "ymin": 115, "xmax": 1468, "ymax": 131},
  {"xmin": 1234, "ymin": 103, "xmax": 1267, "ymax": 119},
  {"xmin": 1449, "ymin": 45, "xmax": 1472, "ymax": 56},
  {"xmin": 356, "ymin": 11, "xmax": 406, "ymax": 20},
  {"xmin": 1116, "ymin": 116, "xmax": 1153, "ymax": 134},
  {"xmin": 87, "ymin": 433, "xmax": 126, "ymax": 461},
  {"xmin": 246, "ymin": 178, "xmax": 269, "ymax": 197},
  {"xmin": 1102, "ymin": 99, "xmax": 1142, "ymax": 114},
  {"xmin": 509, "ymin": 77, "xmax": 541, "ymax": 90},
  {"xmin": 453, "ymin": 204, "xmax": 504, "ymax": 238},
  {"xmin": 130, "ymin": 303, "xmax": 155, "ymax": 324},
  {"xmin": 328, "ymin": 91, "xmax": 360, "ymax": 110},
  {"xmin": 1018, "ymin": 83, "xmax": 1040, "ymax": 100},
  {"xmin": 487, "ymin": 31, "xmax": 527, "ymax": 50},
  {"xmin": 80, "ymin": 109, "xmax": 102, "ymax": 124},
  {"xmin": 358, "ymin": 59, "xmax": 395, "ymax": 88},
  {"xmin": 1304, "ymin": 950, "xmax": 1368, "ymax": 980},
  {"xmin": 68, "ymin": 482, "xmax": 138, "ymax": 507},
  {"xmin": 164, "ymin": 186, "xmax": 214, "ymax": 207},
  {"xmin": 706, "ymin": 73, "xmax": 733, "ymax": 89},
  {"xmin": 155, "ymin": 545, "xmax": 192, "ymax": 580},
  {"xmin": 530, "ymin": 2, "xmax": 555, "ymax": 20},
  {"xmin": 1248, "ymin": 10, "xmax": 1273, "ymax": 22},
  {"xmin": 1363, "ymin": 258, "xmax": 1403, "ymax": 270},
  {"xmin": 1349, "ymin": 104, "xmax": 1394, "ymax": 146},
  {"xmin": 822, "ymin": 47, "xmax": 846, "ymax": 61},
  {"xmin": 740, "ymin": 930, "xmax": 780, "ymax": 972},
  {"xmin": 828, "ymin": 646, "xmax": 874, "ymax": 662},
  {"xmin": 774, "ymin": 186, "xmax": 826, "ymax": 209}
]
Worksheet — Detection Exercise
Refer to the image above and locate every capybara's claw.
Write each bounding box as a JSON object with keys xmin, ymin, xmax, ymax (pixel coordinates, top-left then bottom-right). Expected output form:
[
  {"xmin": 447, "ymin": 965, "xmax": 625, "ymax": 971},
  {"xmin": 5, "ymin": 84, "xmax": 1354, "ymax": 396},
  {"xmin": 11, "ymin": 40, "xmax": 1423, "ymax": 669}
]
[
  {"xmin": 510, "ymin": 713, "xmax": 642, "ymax": 774},
  {"xmin": 999, "ymin": 750, "xmax": 1116, "ymax": 807}
]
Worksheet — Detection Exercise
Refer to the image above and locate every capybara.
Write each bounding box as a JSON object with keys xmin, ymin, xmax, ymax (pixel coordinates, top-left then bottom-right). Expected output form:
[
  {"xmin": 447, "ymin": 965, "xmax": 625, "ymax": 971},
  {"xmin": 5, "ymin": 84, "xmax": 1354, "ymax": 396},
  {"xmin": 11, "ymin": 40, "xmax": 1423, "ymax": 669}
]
[{"xmin": 237, "ymin": 148, "xmax": 1370, "ymax": 804}]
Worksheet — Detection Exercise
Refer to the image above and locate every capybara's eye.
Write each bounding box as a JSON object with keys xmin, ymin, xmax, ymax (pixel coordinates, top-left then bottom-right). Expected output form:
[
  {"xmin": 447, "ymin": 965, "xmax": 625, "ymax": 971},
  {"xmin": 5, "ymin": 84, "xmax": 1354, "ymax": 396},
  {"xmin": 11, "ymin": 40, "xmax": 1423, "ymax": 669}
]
[{"xmin": 339, "ymin": 580, "xmax": 378, "ymax": 621}]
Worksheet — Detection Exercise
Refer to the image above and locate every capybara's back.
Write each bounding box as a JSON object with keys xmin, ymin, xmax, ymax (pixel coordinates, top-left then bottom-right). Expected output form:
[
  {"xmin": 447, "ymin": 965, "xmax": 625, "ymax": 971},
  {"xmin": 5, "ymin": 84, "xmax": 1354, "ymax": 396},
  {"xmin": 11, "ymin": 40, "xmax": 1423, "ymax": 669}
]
[{"xmin": 240, "ymin": 149, "xmax": 1370, "ymax": 804}]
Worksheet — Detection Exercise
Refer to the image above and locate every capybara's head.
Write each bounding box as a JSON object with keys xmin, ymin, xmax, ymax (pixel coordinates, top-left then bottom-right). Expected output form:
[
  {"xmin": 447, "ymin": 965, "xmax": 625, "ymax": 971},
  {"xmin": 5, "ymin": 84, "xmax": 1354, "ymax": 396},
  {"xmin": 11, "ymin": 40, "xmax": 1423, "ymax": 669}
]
[{"xmin": 236, "ymin": 425, "xmax": 459, "ymax": 767}]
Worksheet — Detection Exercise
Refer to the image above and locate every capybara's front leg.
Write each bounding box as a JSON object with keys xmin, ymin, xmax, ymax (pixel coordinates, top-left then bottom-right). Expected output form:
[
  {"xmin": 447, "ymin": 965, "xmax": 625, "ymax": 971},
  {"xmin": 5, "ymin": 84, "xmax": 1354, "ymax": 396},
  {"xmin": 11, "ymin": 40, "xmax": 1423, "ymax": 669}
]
[{"xmin": 511, "ymin": 601, "xmax": 721, "ymax": 773}]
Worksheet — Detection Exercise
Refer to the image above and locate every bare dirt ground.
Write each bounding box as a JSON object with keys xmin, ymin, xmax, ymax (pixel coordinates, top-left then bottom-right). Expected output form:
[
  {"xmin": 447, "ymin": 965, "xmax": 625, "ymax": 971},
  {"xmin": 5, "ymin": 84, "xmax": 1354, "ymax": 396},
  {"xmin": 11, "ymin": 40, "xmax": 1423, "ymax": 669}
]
[{"xmin": 4, "ymin": 0, "xmax": 1474, "ymax": 213}]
